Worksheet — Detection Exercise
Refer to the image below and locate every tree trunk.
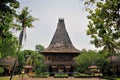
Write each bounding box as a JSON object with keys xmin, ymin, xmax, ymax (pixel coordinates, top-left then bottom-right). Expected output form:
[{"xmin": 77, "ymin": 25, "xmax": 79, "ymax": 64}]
[
  {"xmin": 9, "ymin": 47, "xmax": 20, "ymax": 80},
  {"xmin": 9, "ymin": 60, "xmax": 17, "ymax": 80},
  {"xmin": 19, "ymin": 29, "xmax": 24, "ymax": 46}
]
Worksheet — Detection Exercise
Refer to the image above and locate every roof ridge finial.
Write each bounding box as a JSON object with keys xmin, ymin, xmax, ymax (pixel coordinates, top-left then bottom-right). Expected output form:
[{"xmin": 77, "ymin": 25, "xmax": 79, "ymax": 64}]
[{"xmin": 59, "ymin": 18, "xmax": 64, "ymax": 22}]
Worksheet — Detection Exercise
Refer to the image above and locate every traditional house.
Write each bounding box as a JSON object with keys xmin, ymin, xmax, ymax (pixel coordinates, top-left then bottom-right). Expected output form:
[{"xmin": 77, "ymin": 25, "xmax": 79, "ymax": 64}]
[
  {"xmin": 0, "ymin": 56, "xmax": 19, "ymax": 74},
  {"xmin": 41, "ymin": 19, "xmax": 80, "ymax": 74},
  {"xmin": 23, "ymin": 65, "xmax": 33, "ymax": 73},
  {"xmin": 108, "ymin": 56, "xmax": 120, "ymax": 75}
]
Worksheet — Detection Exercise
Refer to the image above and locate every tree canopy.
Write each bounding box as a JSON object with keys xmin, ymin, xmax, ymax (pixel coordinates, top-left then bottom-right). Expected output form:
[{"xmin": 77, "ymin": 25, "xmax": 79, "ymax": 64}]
[
  {"xmin": 86, "ymin": 0, "xmax": 120, "ymax": 53},
  {"xmin": 35, "ymin": 44, "xmax": 45, "ymax": 52},
  {"xmin": 75, "ymin": 50, "xmax": 101, "ymax": 72},
  {"xmin": 0, "ymin": 0, "xmax": 19, "ymax": 40},
  {"xmin": 16, "ymin": 7, "xmax": 38, "ymax": 46},
  {"xmin": 74, "ymin": 49, "xmax": 110, "ymax": 75},
  {"xmin": 0, "ymin": 0, "xmax": 19, "ymax": 58}
]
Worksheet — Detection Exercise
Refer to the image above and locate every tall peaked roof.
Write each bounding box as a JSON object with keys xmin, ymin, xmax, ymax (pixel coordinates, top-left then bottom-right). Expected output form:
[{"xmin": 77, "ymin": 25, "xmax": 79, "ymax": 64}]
[{"xmin": 41, "ymin": 19, "xmax": 80, "ymax": 53}]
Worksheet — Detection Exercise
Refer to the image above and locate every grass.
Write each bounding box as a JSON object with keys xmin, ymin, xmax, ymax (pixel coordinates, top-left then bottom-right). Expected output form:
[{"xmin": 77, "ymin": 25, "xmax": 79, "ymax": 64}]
[
  {"xmin": 31, "ymin": 74, "xmax": 49, "ymax": 78},
  {"xmin": 73, "ymin": 73, "xmax": 102, "ymax": 78},
  {"xmin": 107, "ymin": 78, "xmax": 120, "ymax": 80},
  {"xmin": 0, "ymin": 76, "xmax": 18, "ymax": 80},
  {"xmin": 28, "ymin": 73, "xmax": 49, "ymax": 78},
  {"xmin": 101, "ymin": 76, "xmax": 120, "ymax": 80},
  {"xmin": 0, "ymin": 74, "xmax": 28, "ymax": 80}
]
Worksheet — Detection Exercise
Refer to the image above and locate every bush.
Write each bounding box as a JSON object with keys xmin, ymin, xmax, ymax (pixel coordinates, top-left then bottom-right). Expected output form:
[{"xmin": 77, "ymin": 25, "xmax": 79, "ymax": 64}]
[
  {"xmin": 73, "ymin": 72, "xmax": 79, "ymax": 75},
  {"xmin": 36, "ymin": 74, "xmax": 49, "ymax": 78},
  {"xmin": 0, "ymin": 67, "xmax": 4, "ymax": 73},
  {"xmin": 31, "ymin": 73, "xmax": 49, "ymax": 78},
  {"xmin": 73, "ymin": 73, "xmax": 94, "ymax": 78},
  {"xmin": 35, "ymin": 64, "xmax": 47, "ymax": 76},
  {"xmin": 54, "ymin": 74, "xmax": 68, "ymax": 78}
]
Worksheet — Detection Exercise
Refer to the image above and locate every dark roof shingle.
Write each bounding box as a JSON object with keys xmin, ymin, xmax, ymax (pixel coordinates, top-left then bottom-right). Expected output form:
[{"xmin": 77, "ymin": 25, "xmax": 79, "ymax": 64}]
[{"xmin": 41, "ymin": 19, "xmax": 80, "ymax": 53}]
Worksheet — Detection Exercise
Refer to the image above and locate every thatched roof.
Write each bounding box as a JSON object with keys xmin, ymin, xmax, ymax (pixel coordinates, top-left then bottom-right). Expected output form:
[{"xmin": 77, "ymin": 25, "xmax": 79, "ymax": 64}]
[
  {"xmin": 0, "ymin": 56, "xmax": 19, "ymax": 66},
  {"xmin": 88, "ymin": 65, "xmax": 100, "ymax": 69},
  {"xmin": 23, "ymin": 65, "xmax": 33, "ymax": 69},
  {"xmin": 41, "ymin": 19, "xmax": 80, "ymax": 53},
  {"xmin": 108, "ymin": 56, "xmax": 120, "ymax": 63}
]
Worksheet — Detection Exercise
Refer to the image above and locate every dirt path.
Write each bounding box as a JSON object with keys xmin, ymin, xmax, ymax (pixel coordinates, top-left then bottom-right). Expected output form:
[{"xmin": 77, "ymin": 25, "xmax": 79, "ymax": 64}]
[{"xmin": 19, "ymin": 77, "xmax": 106, "ymax": 80}]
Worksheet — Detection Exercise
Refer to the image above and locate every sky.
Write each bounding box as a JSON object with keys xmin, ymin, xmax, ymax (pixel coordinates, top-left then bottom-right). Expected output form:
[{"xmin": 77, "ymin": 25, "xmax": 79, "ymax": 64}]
[{"xmin": 17, "ymin": 0, "xmax": 99, "ymax": 51}]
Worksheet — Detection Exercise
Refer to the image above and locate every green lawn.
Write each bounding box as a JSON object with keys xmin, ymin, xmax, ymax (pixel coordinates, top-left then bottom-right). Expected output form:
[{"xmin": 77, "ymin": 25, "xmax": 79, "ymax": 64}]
[
  {"xmin": 0, "ymin": 74, "xmax": 30, "ymax": 80},
  {"xmin": 115, "ymin": 78, "xmax": 120, "ymax": 80},
  {"xmin": 0, "ymin": 76, "xmax": 18, "ymax": 80}
]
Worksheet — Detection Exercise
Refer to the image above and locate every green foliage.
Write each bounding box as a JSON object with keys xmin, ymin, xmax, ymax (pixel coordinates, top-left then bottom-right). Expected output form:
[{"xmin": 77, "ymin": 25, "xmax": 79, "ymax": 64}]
[
  {"xmin": 17, "ymin": 7, "xmax": 37, "ymax": 28},
  {"xmin": 54, "ymin": 74, "xmax": 68, "ymax": 78},
  {"xmin": 26, "ymin": 51, "xmax": 45, "ymax": 67},
  {"xmin": 18, "ymin": 49, "xmax": 46, "ymax": 75},
  {"xmin": 73, "ymin": 73, "xmax": 100, "ymax": 78},
  {"xmin": 0, "ymin": 0, "xmax": 19, "ymax": 38},
  {"xmin": 75, "ymin": 50, "xmax": 101, "ymax": 72},
  {"xmin": 0, "ymin": 0, "xmax": 19, "ymax": 13},
  {"xmin": 86, "ymin": 0, "xmax": 120, "ymax": 53},
  {"xmin": 35, "ymin": 44, "xmax": 45, "ymax": 52},
  {"xmin": 35, "ymin": 64, "xmax": 47, "ymax": 76},
  {"xmin": 0, "ymin": 77, "xmax": 18, "ymax": 80},
  {"xmin": 0, "ymin": 67, "xmax": 4, "ymax": 73},
  {"xmin": 18, "ymin": 51, "xmax": 25, "ymax": 68},
  {"xmin": 0, "ymin": 36, "xmax": 18, "ymax": 58},
  {"xmin": 31, "ymin": 72, "xmax": 49, "ymax": 78},
  {"xmin": 0, "ymin": 1, "xmax": 20, "ymax": 80},
  {"xmin": 0, "ymin": 0, "xmax": 19, "ymax": 32},
  {"xmin": 74, "ymin": 49, "xmax": 113, "ymax": 76},
  {"xmin": 35, "ymin": 74, "xmax": 49, "ymax": 78},
  {"xmin": 15, "ymin": 7, "xmax": 38, "ymax": 45},
  {"xmin": 19, "ymin": 50, "xmax": 45, "ymax": 67},
  {"xmin": 58, "ymin": 70, "xmax": 64, "ymax": 74},
  {"xmin": 22, "ymin": 49, "xmax": 46, "ymax": 75},
  {"xmin": 0, "ymin": 0, "xmax": 19, "ymax": 58}
]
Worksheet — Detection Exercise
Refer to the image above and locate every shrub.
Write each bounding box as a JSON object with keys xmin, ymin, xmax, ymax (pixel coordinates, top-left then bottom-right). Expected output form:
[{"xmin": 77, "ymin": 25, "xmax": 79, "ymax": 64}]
[
  {"xmin": 31, "ymin": 73, "xmax": 49, "ymax": 78},
  {"xmin": 36, "ymin": 74, "xmax": 49, "ymax": 78},
  {"xmin": 35, "ymin": 64, "xmax": 47, "ymax": 76},
  {"xmin": 0, "ymin": 67, "xmax": 4, "ymax": 73},
  {"xmin": 54, "ymin": 74, "xmax": 68, "ymax": 78}
]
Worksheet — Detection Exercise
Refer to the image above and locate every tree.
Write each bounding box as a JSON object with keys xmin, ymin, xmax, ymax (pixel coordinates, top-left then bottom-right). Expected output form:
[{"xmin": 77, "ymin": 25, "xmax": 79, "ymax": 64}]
[
  {"xmin": 35, "ymin": 44, "xmax": 45, "ymax": 52},
  {"xmin": 0, "ymin": 0, "xmax": 19, "ymax": 57},
  {"xmin": 26, "ymin": 51, "xmax": 44, "ymax": 67},
  {"xmin": 24, "ymin": 50, "xmax": 46, "ymax": 75},
  {"xmin": 85, "ymin": 0, "xmax": 120, "ymax": 54},
  {"xmin": 17, "ymin": 51, "xmax": 25, "ymax": 72},
  {"xmin": 74, "ymin": 50, "xmax": 103, "ymax": 73},
  {"xmin": 16, "ymin": 7, "xmax": 38, "ymax": 45},
  {"xmin": 0, "ymin": 0, "xmax": 19, "ymax": 41},
  {"xmin": 0, "ymin": 1, "xmax": 19, "ymax": 80},
  {"xmin": 83, "ymin": 0, "xmax": 120, "ymax": 76},
  {"xmin": 0, "ymin": 36, "xmax": 18, "ymax": 58},
  {"xmin": 75, "ymin": 49, "xmax": 114, "ymax": 75},
  {"xmin": 10, "ymin": 7, "xmax": 37, "ymax": 80}
]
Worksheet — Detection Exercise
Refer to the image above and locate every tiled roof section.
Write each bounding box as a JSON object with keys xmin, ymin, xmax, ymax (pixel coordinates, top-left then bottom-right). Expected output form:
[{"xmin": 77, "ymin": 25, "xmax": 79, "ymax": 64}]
[
  {"xmin": 41, "ymin": 19, "xmax": 80, "ymax": 53},
  {"xmin": 0, "ymin": 56, "xmax": 19, "ymax": 66},
  {"xmin": 108, "ymin": 56, "xmax": 120, "ymax": 63}
]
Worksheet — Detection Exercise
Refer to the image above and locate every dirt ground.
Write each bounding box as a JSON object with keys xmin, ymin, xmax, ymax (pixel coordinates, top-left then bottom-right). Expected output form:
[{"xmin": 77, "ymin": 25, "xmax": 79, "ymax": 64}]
[{"xmin": 19, "ymin": 77, "xmax": 106, "ymax": 80}]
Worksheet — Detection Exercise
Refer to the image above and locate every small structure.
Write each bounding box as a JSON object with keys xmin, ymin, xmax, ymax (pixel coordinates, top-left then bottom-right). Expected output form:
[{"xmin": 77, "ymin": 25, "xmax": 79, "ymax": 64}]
[
  {"xmin": 0, "ymin": 56, "xmax": 19, "ymax": 74},
  {"xmin": 108, "ymin": 56, "xmax": 120, "ymax": 63},
  {"xmin": 88, "ymin": 65, "xmax": 100, "ymax": 76},
  {"xmin": 41, "ymin": 19, "xmax": 80, "ymax": 74},
  {"xmin": 23, "ymin": 65, "xmax": 33, "ymax": 73},
  {"xmin": 108, "ymin": 56, "xmax": 120, "ymax": 75},
  {"xmin": 88, "ymin": 65, "xmax": 100, "ymax": 69}
]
